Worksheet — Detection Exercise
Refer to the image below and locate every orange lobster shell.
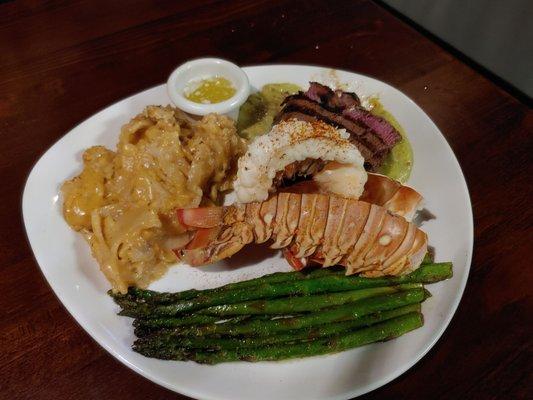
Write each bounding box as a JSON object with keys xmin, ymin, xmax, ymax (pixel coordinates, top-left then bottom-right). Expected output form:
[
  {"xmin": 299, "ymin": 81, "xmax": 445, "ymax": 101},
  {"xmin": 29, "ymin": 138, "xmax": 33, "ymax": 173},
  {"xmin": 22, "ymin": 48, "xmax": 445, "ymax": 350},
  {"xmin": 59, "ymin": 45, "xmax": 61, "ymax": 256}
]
[{"xmin": 174, "ymin": 188, "xmax": 427, "ymax": 277}]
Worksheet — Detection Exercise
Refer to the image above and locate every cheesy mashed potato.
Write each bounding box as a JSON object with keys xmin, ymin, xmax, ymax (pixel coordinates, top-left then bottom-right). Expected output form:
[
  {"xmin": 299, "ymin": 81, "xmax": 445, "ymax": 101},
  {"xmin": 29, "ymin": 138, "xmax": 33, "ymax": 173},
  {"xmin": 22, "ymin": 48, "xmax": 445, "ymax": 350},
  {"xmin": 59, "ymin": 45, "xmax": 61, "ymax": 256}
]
[{"xmin": 62, "ymin": 106, "xmax": 246, "ymax": 293}]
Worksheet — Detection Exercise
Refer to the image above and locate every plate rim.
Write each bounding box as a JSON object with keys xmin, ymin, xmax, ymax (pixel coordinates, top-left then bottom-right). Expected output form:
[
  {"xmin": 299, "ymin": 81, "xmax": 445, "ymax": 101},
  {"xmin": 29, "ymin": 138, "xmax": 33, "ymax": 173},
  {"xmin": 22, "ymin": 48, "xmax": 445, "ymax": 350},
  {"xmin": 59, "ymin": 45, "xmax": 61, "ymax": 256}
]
[{"xmin": 22, "ymin": 64, "xmax": 473, "ymax": 400}]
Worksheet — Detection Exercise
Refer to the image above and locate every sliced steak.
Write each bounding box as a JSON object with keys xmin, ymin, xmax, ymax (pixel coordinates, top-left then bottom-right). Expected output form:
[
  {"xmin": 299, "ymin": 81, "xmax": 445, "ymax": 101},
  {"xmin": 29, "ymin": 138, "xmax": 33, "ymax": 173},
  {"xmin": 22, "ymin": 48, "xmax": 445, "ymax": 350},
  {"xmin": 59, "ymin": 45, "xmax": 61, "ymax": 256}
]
[
  {"xmin": 276, "ymin": 83, "xmax": 402, "ymax": 169},
  {"xmin": 277, "ymin": 110, "xmax": 378, "ymax": 166},
  {"xmin": 277, "ymin": 95, "xmax": 390, "ymax": 168},
  {"xmin": 331, "ymin": 90, "xmax": 360, "ymax": 110},
  {"xmin": 279, "ymin": 99, "xmax": 388, "ymax": 154},
  {"xmin": 276, "ymin": 109, "xmax": 385, "ymax": 169},
  {"xmin": 305, "ymin": 82, "xmax": 335, "ymax": 104},
  {"xmin": 305, "ymin": 82, "xmax": 361, "ymax": 111},
  {"xmin": 276, "ymin": 110, "xmax": 317, "ymax": 124},
  {"xmin": 342, "ymin": 107, "xmax": 400, "ymax": 147}
]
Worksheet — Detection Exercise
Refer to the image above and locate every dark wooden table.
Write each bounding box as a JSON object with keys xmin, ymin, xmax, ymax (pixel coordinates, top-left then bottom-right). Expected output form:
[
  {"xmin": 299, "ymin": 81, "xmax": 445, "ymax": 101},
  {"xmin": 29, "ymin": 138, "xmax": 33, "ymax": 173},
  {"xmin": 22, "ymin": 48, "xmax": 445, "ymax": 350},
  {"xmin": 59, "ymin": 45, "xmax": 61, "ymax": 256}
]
[{"xmin": 1, "ymin": 1, "xmax": 531, "ymax": 399}]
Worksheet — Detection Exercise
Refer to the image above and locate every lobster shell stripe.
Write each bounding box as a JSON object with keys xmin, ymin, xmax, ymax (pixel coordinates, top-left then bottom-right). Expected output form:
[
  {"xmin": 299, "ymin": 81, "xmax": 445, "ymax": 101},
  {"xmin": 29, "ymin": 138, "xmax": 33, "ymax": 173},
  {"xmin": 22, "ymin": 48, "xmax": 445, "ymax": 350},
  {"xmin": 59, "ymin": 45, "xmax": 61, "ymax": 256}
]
[
  {"xmin": 270, "ymin": 193, "xmax": 291, "ymax": 248},
  {"xmin": 257, "ymin": 195, "xmax": 277, "ymax": 243},
  {"xmin": 293, "ymin": 193, "xmax": 318, "ymax": 258},
  {"xmin": 320, "ymin": 196, "xmax": 349, "ymax": 267}
]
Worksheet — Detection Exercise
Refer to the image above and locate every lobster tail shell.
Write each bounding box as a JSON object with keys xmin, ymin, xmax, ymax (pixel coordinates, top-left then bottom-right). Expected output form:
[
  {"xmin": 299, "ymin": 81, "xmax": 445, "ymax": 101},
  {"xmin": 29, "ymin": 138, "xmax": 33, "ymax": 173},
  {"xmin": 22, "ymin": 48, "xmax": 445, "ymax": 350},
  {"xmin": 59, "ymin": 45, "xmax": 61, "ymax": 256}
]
[
  {"xmin": 359, "ymin": 173, "xmax": 423, "ymax": 221},
  {"xmin": 174, "ymin": 192, "xmax": 427, "ymax": 277}
]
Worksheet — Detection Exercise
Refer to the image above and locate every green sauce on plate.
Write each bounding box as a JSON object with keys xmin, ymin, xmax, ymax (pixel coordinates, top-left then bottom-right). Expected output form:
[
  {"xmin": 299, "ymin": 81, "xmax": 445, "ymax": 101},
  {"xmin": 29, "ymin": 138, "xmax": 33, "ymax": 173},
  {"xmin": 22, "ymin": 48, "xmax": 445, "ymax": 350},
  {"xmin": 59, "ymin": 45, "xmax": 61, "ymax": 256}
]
[
  {"xmin": 237, "ymin": 83, "xmax": 301, "ymax": 140},
  {"xmin": 370, "ymin": 98, "xmax": 413, "ymax": 183}
]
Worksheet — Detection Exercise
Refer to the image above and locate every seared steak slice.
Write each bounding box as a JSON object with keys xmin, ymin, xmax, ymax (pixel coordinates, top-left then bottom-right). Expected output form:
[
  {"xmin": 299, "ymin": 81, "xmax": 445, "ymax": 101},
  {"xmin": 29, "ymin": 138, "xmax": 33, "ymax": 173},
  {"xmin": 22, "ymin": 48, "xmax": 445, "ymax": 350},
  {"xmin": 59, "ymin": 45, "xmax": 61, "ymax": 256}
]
[
  {"xmin": 330, "ymin": 90, "xmax": 360, "ymax": 110},
  {"xmin": 305, "ymin": 82, "xmax": 361, "ymax": 111},
  {"xmin": 278, "ymin": 97, "xmax": 389, "ymax": 153},
  {"xmin": 276, "ymin": 95, "xmax": 390, "ymax": 168},
  {"xmin": 277, "ymin": 110, "xmax": 380, "ymax": 166},
  {"xmin": 342, "ymin": 108, "xmax": 400, "ymax": 147},
  {"xmin": 276, "ymin": 83, "xmax": 401, "ymax": 169},
  {"xmin": 306, "ymin": 82, "xmax": 334, "ymax": 103}
]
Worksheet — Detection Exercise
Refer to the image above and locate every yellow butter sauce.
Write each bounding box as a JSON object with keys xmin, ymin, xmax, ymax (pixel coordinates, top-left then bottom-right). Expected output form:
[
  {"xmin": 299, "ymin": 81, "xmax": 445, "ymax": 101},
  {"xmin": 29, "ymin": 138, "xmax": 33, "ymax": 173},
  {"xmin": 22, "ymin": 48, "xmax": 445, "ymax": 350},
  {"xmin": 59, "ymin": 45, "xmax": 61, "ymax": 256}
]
[{"xmin": 185, "ymin": 77, "xmax": 236, "ymax": 104}]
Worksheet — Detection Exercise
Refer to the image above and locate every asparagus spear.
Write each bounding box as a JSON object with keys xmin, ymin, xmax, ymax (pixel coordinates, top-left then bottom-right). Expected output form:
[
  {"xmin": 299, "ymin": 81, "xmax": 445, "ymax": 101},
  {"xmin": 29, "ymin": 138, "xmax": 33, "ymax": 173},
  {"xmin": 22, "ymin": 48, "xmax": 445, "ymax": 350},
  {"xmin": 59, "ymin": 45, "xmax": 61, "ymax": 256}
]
[
  {"xmin": 111, "ymin": 286, "xmax": 198, "ymax": 305},
  {"xmin": 135, "ymin": 288, "xmax": 426, "ymax": 337},
  {"xmin": 110, "ymin": 268, "xmax": 344, "ymax": 305},
  {"xmin": 130, "ymin": 314, "xmax": 218, "ymax": 328},
  {"xmin": 136, "ymin": 312, "xmax": 424, "ymax": 363},
  {"xmin": 199, "ymin": 283, "xmax": 422, "ymax": 316},
  {"xmin": 110, "ymin": 255, "xmax": 440, "ymax": 305},
  {"xmin": 132, "ymin": 314, "xmax": 252, "ymax": 337},
  {"xmin": 134, "ymin": 303, "xmax": 421, "ymax": 352},
  {"xmin": 121, "ymin": 264, "xmax": 449, "ymax": 317}
]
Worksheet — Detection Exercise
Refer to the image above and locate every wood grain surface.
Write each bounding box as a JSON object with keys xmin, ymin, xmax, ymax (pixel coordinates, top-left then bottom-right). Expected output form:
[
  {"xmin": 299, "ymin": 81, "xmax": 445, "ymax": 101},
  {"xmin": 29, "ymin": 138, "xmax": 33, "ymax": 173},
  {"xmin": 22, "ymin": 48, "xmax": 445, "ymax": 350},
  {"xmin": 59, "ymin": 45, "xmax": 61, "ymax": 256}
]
[{"xmin": 1, "ymin": 0, "xmax": 531, "ymax": 399}]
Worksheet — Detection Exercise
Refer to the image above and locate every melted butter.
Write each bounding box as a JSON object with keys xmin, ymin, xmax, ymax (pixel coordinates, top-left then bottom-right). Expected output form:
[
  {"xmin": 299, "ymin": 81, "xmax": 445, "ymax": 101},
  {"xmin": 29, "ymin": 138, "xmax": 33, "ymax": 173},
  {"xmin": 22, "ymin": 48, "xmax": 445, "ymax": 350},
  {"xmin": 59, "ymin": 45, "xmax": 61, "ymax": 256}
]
[
  {"xmin": 370, "ymin": 98, "xmax": 413, "ymax": 183},
  {"xmin": 185, "ymin": 77, "xmax": 236, "ymax": 104}
]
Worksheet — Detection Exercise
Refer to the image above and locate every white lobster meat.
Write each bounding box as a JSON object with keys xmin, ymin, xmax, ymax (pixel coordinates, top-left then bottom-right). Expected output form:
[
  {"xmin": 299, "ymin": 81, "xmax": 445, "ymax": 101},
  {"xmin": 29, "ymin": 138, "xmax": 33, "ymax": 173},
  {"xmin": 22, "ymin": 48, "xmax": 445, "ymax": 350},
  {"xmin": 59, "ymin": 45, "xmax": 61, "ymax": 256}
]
[{"xmin": 234, "ymin": 119, "xmax": 368, "ymax": 203}]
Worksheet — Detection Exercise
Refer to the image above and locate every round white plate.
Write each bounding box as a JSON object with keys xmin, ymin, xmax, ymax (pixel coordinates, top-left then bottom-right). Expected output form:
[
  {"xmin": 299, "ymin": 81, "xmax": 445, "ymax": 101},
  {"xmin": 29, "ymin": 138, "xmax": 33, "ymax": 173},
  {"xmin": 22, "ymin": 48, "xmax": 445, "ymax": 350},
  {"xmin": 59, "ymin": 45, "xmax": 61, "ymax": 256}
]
[{"xmin": 22, "ymin": 65, "xmax": 473, "ymax": 400}]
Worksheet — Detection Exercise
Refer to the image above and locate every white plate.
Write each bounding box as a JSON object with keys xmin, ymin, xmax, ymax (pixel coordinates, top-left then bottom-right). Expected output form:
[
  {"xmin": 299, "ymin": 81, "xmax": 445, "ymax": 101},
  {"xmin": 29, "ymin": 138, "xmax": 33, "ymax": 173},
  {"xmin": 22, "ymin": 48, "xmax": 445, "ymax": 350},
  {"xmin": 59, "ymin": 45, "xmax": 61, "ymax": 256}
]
[{"xmin": 23, "ymin": 65, "xmax": 473, "ymax": 400}]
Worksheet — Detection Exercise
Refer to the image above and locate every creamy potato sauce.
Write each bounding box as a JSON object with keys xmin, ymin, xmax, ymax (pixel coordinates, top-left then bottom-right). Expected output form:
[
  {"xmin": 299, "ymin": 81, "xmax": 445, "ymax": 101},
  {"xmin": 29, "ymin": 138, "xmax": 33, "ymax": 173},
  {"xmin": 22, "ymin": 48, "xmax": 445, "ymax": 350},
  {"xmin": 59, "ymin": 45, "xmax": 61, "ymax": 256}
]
[{"xmin": 62, "ymin": 106, "xmax": 246, "ymax": 293}]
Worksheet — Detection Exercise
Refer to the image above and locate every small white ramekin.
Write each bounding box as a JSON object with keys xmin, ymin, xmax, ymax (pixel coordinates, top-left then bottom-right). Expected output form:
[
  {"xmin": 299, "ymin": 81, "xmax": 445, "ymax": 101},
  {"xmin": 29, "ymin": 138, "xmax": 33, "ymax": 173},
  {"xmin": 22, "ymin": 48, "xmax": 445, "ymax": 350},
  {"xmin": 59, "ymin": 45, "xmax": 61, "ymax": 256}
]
[{"xmin": 167, "ymin": 58, "xmax": 250, "ymax": 116}]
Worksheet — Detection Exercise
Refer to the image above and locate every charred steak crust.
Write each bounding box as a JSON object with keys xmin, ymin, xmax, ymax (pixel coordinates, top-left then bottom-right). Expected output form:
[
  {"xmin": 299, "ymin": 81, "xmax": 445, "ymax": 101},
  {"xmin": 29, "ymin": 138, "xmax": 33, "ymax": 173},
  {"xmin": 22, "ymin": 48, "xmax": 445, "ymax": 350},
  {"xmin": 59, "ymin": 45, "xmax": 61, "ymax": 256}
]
[{"xmin": 304, "ymin": 82, "xmax": 361, "ymax": 111}]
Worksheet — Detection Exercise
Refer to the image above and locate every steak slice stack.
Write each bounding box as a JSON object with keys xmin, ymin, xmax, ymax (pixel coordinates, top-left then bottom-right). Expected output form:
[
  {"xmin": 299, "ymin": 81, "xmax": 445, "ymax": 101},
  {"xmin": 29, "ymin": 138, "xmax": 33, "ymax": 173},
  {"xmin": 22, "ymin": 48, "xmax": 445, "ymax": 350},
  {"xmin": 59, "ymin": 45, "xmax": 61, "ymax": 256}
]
[{"xmin": 275, "ymin": 82, "xmax": 401, "ymax": 170}]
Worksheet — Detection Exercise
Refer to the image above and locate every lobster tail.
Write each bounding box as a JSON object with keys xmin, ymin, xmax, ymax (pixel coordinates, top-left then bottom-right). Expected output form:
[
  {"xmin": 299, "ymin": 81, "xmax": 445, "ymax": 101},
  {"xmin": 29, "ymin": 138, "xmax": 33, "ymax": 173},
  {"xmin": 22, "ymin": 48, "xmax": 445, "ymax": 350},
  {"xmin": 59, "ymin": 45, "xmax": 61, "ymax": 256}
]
[{"xmin": 173, "ymin": 192, "xmax": 427, "ymax": 276}]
